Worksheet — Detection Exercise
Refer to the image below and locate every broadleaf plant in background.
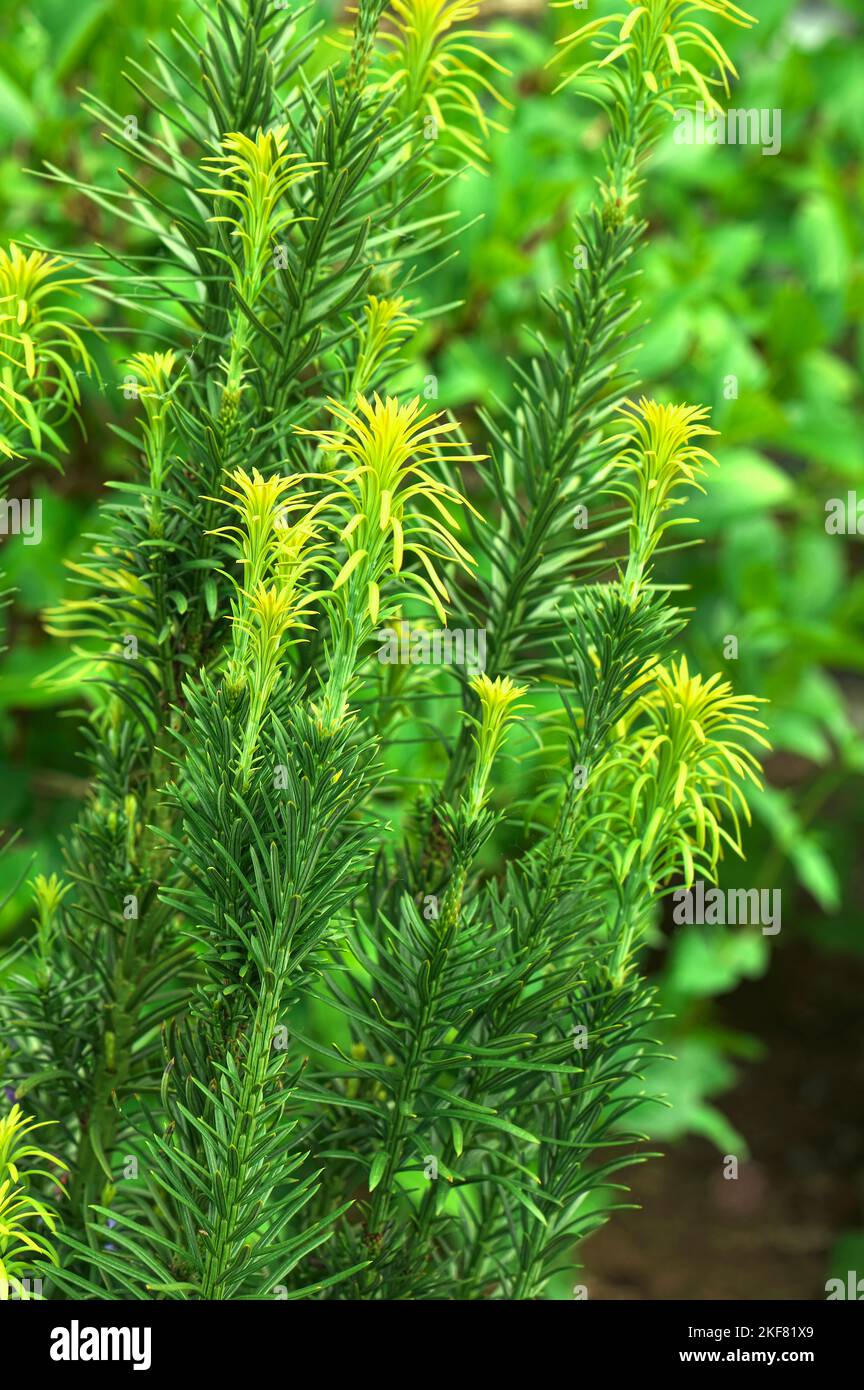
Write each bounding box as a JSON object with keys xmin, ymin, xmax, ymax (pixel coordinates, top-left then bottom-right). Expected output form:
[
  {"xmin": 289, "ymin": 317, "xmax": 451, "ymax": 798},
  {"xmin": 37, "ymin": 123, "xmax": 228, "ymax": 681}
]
[{"xmin": 0, "ymin": 0, "xmax": 768, "ymax": 1300}]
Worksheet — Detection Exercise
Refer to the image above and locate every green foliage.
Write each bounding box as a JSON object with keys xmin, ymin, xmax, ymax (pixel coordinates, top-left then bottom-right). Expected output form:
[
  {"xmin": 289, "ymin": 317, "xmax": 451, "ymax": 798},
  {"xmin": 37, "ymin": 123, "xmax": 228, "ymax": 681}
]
[
  {"xmin": 0, "ymin": 1102, "xmax": 66, "ymax": 1299},
  {"xmin": 1, "ymin": 0, "xmax": 856, "ymax": 1301}
]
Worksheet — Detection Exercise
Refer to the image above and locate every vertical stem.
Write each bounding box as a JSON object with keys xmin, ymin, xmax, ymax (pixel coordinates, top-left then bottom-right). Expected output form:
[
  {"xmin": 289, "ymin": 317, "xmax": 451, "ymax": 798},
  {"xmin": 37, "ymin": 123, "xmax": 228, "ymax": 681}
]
[
  {"xmin": 200, "ymin": 957, "xmax": 286, "ymax": 1299},
  {"xmin": 362, "ymin": 862, "xmax": 467, "ymax": 1290}
]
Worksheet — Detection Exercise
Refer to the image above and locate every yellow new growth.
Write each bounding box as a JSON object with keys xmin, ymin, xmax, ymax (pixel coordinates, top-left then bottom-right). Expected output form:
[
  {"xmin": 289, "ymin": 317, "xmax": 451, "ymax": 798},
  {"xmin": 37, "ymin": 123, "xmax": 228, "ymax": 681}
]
[
  {"xmin": 611, "ymin": 396, "xmax": 719, "ymax": 600},
  {"xmin": 199, "ymin": 129, "xmax": 318, "ymax": 296},
  {"xmin": 375, "ymin": 0, "xmax": 511, "ymax": 169},
  {"xmin": 0, "ymin": 1105, "xmax": 66, "ymax": 1301},
  {"xmin": 213, "ymin": 468, "xmax": 333, "ymax": 695},
  {"xmin": 0, "ymin": 243, "xmax": 92, "ymax": 458},
  {"xmin": 553, "ymin": 0, "xmax": 756, "ymax": 113},
  {"xmin": 350, "ymin": 295, "xmax": 419, "ymax": 399},
  {"xmin": 299, "ymin": 393, "xmax": 482, "ymax": 625},
  {"xmin": 636, "ymin": 655, "xmax": 769, "ymax": 869},
  {"xmin": 465, "ymin": 673, "xmax": 530, "ymax": 818}
]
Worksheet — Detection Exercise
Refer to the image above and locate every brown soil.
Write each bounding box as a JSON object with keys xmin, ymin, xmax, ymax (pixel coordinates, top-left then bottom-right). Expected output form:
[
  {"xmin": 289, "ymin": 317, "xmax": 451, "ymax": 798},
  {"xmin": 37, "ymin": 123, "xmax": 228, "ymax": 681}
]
[{"xmin": 582, "ymin": 940, "xmax": 864, "ymax": 1300}]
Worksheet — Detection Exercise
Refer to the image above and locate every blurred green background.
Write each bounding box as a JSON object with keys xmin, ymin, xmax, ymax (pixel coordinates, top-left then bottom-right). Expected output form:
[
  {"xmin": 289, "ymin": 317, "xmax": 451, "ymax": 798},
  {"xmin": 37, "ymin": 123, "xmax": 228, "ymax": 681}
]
[{"xmin": 1, "ymin": 0, "xmax": 862, "ymax": 1297}]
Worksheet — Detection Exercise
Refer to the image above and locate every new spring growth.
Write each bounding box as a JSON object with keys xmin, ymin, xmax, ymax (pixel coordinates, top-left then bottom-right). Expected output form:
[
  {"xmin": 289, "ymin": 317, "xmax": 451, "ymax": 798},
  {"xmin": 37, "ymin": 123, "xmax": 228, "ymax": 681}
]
[
  {"xmin": 628, "ymin": 656, "xmax": 769, "ymax": 888},
  {"xmin": 300, "ymin": 394, "xmax": 483, "ymax": 734},
  {"xmin": 128, "ymin": 351, "xmax": 175, "ymax": 438},
  {"xmin": 233, "ymin": 585, "xmax": 299, "ymax": 788},
  {"xmin": 552, "ymin": 0, "xmax": 756, "ymax": 115},
  {"xmin": 464, "ymin": 673, "xmax": 529, "ymax": 821},
  {"xmin": 211, "ymin": 467, "xmax": 333, "ymax": 781},
  {"xmin": 212, "ymin": 469, "xmax": 330, "ymax": 777},
  {"xmin": 373, "ymin": 0, "xmax": 512, "ymax": 171},
  {"xmin": 349, "ymin": 296, "xmax": 419, "ymax": 403},
  {"xmin": 200, "ymin": 128, "xmax": 319, "ymax": 301},
  {"xmin": 30, "ymin": 873, "xmax": 72, "ymax": 984},
  {"xmin": 127, "ymin": 351, "xmax": 176, "ymax": 525},
  {"xmin": 199, "ymin": 129, "xmax": 319, "ymax": 411},
  {"xmin": 0, "ymin": 242, "xmax": 92, "ymax": 459},
  {"xmin": 609, "ymin": 398, "xmax": 719, "ymax": 606},
  {"xmin": 0, "ymin": 1104, "xmax": 67, "ymax": 1300},
  {"xmin": 431, "ymin": 673, "xmax": 528, "ymax": 937},
  {"xmin": 607, "ymin": 657, "xmax": 767, "ymax": 982},
  {"xmin": 301, "ymin": 394, "xmax": 482, "ymax": 627}
]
